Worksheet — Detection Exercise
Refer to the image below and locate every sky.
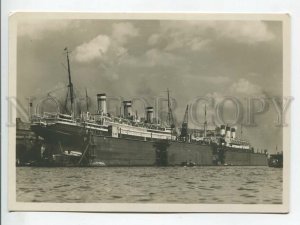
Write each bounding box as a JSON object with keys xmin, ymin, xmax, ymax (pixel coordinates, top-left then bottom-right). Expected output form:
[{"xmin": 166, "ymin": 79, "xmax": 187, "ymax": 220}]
[{"xmin": 16, "ymin": 18, "xmax": 285, "ymax": 153}]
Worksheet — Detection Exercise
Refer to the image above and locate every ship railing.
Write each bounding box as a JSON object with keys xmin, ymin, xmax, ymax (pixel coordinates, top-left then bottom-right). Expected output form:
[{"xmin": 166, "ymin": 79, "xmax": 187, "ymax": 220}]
[
  {"xmin": 31, "ymin": 115, "xmax": 42, "ymax": 123},
  {"xmin": 30, "ymin": 113, "xmax": 57, "ymax": 123},
  {"xmin": 115, "ymin": 120, "xmax": 169, "ymax": 133},
  {"xmin": 86, "ymin": 113, "xmax": 170, "ymax": 132},
  {"xmin": 57, "ymin": 113, "xmax": 72, "ymax": 119},
  {"xmin": 105, "ymin": 114, "xmax": 143, "ymax": 128},
  {"xmin": 43, "ymin": 112, "xmax": 58, "ymax": 117},
  {"xmin": 117, "ymin": 125, "xmax": 172, "ymax": 140}
]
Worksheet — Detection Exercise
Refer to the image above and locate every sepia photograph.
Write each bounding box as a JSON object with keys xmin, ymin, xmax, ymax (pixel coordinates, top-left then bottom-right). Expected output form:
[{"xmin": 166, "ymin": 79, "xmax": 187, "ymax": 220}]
[{"xmin": 8, "ymin": 13, "xmax": 290, "ymax": 212}]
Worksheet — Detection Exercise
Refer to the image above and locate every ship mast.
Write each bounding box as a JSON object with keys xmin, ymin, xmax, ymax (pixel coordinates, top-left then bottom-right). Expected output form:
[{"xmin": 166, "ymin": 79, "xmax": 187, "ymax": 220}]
[
  {"xmin": 167, "ymin": 88, "xmax": 171, "ymax": 126},
  {"xmin": 85, "ymin": 88, "xmax": 89, "ymax": 112},
  {"xmin": 64, "ymin": 47, "xmax": 74, "ymax": 115},
  {"xmin": 204, "ymin": 104, "xmax": 207, "ymax": 138},
  {"xmin": 167, "ymin": 89, "xmax": 175, "ymax": 128}
]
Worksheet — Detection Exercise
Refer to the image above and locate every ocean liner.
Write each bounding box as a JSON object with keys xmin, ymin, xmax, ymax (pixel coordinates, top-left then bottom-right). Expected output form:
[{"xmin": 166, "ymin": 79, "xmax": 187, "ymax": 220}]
[{"xmin": 29, "ymin": 48, "xmax": 268, "ymax": 167}]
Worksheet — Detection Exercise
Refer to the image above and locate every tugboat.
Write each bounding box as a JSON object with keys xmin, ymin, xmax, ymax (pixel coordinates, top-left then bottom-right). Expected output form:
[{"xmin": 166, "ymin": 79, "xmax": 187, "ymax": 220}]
[
  {"xmin": 268, "ymin": 153, "xmax": 283, "ymax": 168},
  {"xmin": 268, "ymin": 146, "xmax": 283, "ymax": 168}
]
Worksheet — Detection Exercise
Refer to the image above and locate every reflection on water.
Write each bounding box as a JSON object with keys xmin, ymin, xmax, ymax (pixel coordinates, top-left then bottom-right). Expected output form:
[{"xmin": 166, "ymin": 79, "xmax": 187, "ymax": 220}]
[{"xmin": 16, "ymin": 167, "xmax": 282, "ymax": 204}]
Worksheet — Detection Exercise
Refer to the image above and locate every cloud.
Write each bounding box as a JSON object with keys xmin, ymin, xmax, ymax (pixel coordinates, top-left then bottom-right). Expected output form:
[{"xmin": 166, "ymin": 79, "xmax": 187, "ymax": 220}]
[
  {"xmin": 111, "ymin": 22, "xmax": 139, "ymax": 44},
  {"xmin": 163, "ymin": 31, "xmax": 211, "ymax": 52},
  {"xmin": 123, "ymin": 48, "xmax": 182, "ymax": 68},
  {"xmin": 189, "ymin": 38, "xmax": 211, "ymax": 51},
  {"xmin": 157, "ymin": 20, "xmax": 275, "ymax": 52},
  {"xmin": 229, "ymin": 78, "xmax": 263, "ymax": 95},
  {"xmin": 200, "ymin": 75, "xmax": 230, "ymax": 84},
  {"xmin": 148, "ymin": 34, "xmax": 160, "ymax": 46},
  {"xmin": 73, "ymin": 22, "xmax": 138, "ymax": 64},
  {"xmin": 218, "ymin": 21, "xmax": 275, "ymax": 44},
  {"xmin": 73, "ymin": 35, "xmax": 111, "ymax": 63},
  {"xmin": 203, "ymin": 78, "xmax": 265, "ymax": 112},
  {"xmin": 144, "ymin": 48, "xmax": 179, "ymax": 66},
  {"xmin": 205, "ymin": 91, "xmax": 226, "ymax": 104},
  {"xmin": 18, "ymin": 20, "xmax": 72, "ymax": 39}
]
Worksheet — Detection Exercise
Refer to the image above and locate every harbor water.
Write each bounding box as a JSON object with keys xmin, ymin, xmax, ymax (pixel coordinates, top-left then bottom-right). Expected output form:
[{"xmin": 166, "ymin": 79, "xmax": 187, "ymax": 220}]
[{"xmin": 16, "ymin": 166, "xmax": 282, "ymax": 204}]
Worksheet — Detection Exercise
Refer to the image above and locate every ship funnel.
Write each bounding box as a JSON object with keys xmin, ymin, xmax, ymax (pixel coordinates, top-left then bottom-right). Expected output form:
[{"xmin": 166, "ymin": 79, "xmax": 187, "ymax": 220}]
[
  {"xmin": 231, "ymin": 127, "xmax": 236, "ymax": 139},
  {"xmin": 97, "ymin": 93, "xmax": 107, "ymax": 115},
  {"xmin": 220, "ymin": 125, "xmax": 226, "ymax": 136},
  {"xmin": 146, "ymin": 106, "xmax": 154, "ymax": 123},
  {"xmin": 226, "ymin": 126, "xmax": 231, "ymax": 138},
  {"xmin": 123, "ymin": 101, "xmax": 133, "ymax": 118}
]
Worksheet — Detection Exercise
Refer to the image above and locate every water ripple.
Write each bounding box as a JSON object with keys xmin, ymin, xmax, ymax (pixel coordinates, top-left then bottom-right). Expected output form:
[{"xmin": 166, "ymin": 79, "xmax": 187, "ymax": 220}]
[{"xmin": 16, "ymin": 167, "xmax": 282, "ymax": 204}]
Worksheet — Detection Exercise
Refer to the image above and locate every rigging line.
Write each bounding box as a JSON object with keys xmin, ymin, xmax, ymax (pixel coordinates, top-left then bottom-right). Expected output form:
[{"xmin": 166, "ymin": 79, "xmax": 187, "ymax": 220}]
[
  {"xmin": 31, "ymin": 86, "xmax": 68, "ymax": 100},
  {"xmin": 61, "ymin": 63, "xmax": 68, "ymax": 72},
  {"xmin": 46, "ymin": 85, "xmax": 69, "ymax": 95}
]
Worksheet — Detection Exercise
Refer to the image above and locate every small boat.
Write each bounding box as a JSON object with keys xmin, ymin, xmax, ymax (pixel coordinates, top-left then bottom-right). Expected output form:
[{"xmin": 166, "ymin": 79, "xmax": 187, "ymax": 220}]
[
  {"xmin": 181, "ymin": 161, "xmax": 196, "ymax": 167},
  {"xmin": 90, "ymin": 161, "xmax": 106, "ymax": 167},
  {"xmin": 62, "ymin": 151, "xmax": 82, "ymax": 157},
  {"xmin": 268, "ymin": 153, "xmax": 283, "ymax": 168}
]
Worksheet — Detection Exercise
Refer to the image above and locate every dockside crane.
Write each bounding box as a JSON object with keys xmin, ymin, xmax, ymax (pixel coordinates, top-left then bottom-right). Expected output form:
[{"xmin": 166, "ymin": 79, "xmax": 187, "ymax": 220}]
[
  {"xmin": 180, "ymin": 105, "xmax": 189, "ymax": 140},
  {"xmin": 167, "ymin": 89, "xmax": 175, "ymax": 129}
]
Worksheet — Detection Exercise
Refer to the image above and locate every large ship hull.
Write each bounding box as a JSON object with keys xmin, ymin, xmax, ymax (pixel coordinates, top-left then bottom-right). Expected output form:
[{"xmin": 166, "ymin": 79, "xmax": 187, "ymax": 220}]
[
  {"xmin": 30, "ymin": 123, "xmax": 268, "ymax": 166},
  {"xmin": 91, "ymin": 136, "xmax": 214, "ymax": 166},
  {"xmin": 223, "ymin": 150, "xmax": 268, "ymax": 166}
]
